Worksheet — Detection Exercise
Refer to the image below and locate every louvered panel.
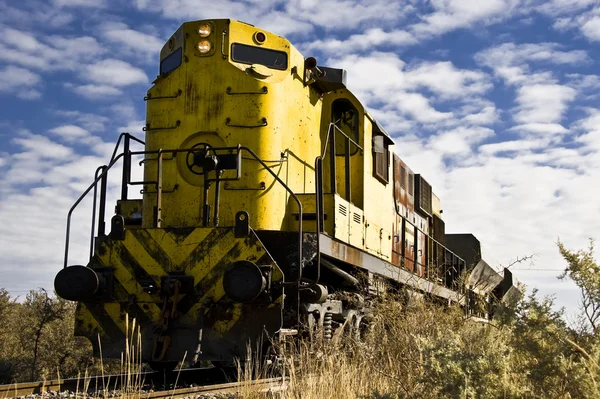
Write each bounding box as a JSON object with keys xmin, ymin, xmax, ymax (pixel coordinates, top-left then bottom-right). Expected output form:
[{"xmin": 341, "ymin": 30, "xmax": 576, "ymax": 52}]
[{"xmin": 415, "ymin": 174, "xmax": 432, "ymax": 217}]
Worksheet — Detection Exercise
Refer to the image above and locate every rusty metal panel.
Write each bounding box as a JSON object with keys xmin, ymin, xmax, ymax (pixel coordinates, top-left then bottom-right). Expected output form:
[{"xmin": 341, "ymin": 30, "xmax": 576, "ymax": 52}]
[
  {"xmin": 404, "ymin": 222, "xmax": 415, "ymax": 272},
  {"xmin": 416, "ymin": 230, "xmax": 427, "ymax": 277},
  {"xmin": 319, "ymin": 233, "xmax": 464, "ymax": 305},
  {"xmin": 393, "ymin": 154, "xmax": 408, "ymax": 217},
  {"xmin": 391, "ymin": 214, "xmax": 402, "ymax": 266}
]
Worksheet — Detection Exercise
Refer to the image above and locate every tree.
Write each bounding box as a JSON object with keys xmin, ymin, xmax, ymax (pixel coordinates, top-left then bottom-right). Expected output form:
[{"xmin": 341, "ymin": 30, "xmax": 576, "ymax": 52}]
[
  {"xmin": 21, "ymin": 289, "xmax": 68, "ymax": 380},
  {"xmin": 557, "ymin": 239, "xmax": 600, "ymax": 334}
]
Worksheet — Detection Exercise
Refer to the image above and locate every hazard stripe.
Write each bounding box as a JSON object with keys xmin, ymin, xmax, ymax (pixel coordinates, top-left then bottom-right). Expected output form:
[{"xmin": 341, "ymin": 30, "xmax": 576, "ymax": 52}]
[
  {"xmin": 130, "ymin": 229, "xmax": 173, "ymax": 271},
  {"xmin": 164, "ymin": 226, "xmax": 196, "ymax": 244},
  {"xmin": 180, "ymin": 228, "xmax": 232, "ymax": 272},
  {"xmin": 76, "ymin": 226, "xmax": 283, "ymax": 349},
  {"xmin": 181, "ymin": 233, "xmax": 279, "ymax": 322},
  {"xmin": 123, "ymin": 232, "xmax": 169, "ymax": 278},
  {"xmin": 81, "ymin": 302, "xmax": 125, "ymax": 340}
]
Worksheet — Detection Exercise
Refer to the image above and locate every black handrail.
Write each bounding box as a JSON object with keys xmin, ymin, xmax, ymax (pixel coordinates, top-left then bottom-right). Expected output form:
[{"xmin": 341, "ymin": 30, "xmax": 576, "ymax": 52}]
[
  {"xmin": 64, "ymin": 153, "xmax": 124, "ymax": 268},
  {"xmin": 89, "ymin": 166, "xmax": 104, "ymax": 260},
  {"xmin": 65, "ymin": 133, "xmax": 145, "ymax": 269}
]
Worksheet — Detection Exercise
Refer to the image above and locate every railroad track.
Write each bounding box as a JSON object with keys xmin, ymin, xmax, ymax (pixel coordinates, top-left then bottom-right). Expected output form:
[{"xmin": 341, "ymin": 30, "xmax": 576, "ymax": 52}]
[
  {"xmin": 144, "ymin": 378, "xmax": 286, "ymax": 399},
  {"xmin": 0, "ymin": 368, "xmax": 285, "ymax": 398}
]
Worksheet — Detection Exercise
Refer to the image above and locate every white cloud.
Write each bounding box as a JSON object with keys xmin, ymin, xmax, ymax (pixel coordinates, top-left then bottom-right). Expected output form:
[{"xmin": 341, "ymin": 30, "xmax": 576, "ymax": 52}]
[
  {"xmin": 134, "ymin": 0, "xmax": 315, "ymax": 36},
  {"xmin": 11, "ymin": 130, "xmax": 73, "ymax": 161},
  {"xmin": 53, "ymin": 0, "xmax": 105, "ymax": 7},
  {"xmin": 509, "ymin": 123, "xmax": 569, "ymax": 135},
  {"xmin": 535, "ymin": 0, "xmax": 596, "ymax": 16},
  {"xmin": 0, "ymin": 2, "xmax": 74, "ymax": 29},
  {"xmin": 430, "ymin": 126, "xmax": 495, "ymax": 156},
  {"xmin": 404, "ymin": 61, "xmax": 492, "ymax": 100},
  {"xmin": 53, "ymin": 111, "xmax": 110, "ymax": 132},
  {"xmin": 302, "ymin": 28, "xmax": 416, "ymax": 55},
  {"xmin": 66, "ymin": 84, "xmax": 123, "ymax": 99},
  {"xmin": 49, "ymin": 125, "xmax": 90, "ymax": 141},
  {"xmin": 580, "ymin": 16, "xmax": 600, "ymax": 41},
  {"xmin": 462, "ymin": 105, "xmax": 499, "ymax": 125},
  {"xmin": 476, "ymin": 42, "xmax": 589, "ymax": 85},
  {"xmin": 0, "ymin": 28, "xmax": 106, "ymax": 71},
  {"xmin": 575, "ymin": 108, "xmax": 600, "ymax": 150},
  {"xmin": 256, "ymin": 11, "xmax": 315, "ymax": 37},
  {"xmin": 100, "ymin": 22, "xmax": 164, "ymax": 54},
  {"xmin": 552, "ymin": 17, "xmax": 575, "ymax": 31},
  {"xmin": 514, "ymin": 84, "xmax": 576, "ymax": 124},
  {"xmin": 411, "ymin": 0, "xmax": 520, "ymax": 37},
  {"xmin": 83, "ymin": 59, "xmax": 148, "ymax": 86},
  {"xmin": 0, "ymin": 65, "xmax": 41, "ymax": 100},
  {"xmin": 287, "ymin": 0, "xmax": 412, "ymax": 30},
  {"xmin": 479, "ymin": 138, "xmax": 552, "ymax": 155},
  {"xmin": 328, "ymin": 52, "xmax": 491, "ymax": 124}
]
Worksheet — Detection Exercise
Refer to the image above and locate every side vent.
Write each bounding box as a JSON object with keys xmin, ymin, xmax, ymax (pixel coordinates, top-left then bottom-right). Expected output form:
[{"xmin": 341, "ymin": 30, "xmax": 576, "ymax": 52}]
[
  {"xmin": 400, "ymin": 165, "xmax": 406, "ymax": 188},
  {"xmin": 338, "ymin": 204, "xmax": 347, "ymax": 216},
  {"xmin": 353, "ymin": 213, "xmax": 361, "ymax": 224},
  {"xmin": 414, "ymin": 174, "xmax": 432, "ymax": 217}
]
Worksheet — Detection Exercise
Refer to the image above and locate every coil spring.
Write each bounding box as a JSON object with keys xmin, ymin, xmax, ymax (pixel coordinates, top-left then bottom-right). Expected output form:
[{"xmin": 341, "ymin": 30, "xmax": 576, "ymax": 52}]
[{"xmin": 323, "ymin": 312, "xmax": 333, "ymax": 340}]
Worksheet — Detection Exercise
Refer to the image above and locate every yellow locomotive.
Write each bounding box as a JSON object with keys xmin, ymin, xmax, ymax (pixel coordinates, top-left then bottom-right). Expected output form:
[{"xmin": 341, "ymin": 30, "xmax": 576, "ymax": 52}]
[{"xmin": 54, "ymin": 19, "xmax": 519, "ymax": 368}]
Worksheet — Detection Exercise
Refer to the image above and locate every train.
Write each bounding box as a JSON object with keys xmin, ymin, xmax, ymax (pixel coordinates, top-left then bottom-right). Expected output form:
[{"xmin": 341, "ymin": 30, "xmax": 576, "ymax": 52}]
[{"xmin": 54, "ymin": 19, "xmax": 521, "ymax": 369}]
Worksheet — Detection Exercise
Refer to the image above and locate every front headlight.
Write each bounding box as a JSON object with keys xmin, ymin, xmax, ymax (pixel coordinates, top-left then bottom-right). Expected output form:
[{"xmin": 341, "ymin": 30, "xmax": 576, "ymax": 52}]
[
  {"xmin": 198, "ymin": 23, "xmax": 211, "ymax": 37},
  {"xmin": 197, "ymin": 40, "xmax": 212, "ymax": 54}
]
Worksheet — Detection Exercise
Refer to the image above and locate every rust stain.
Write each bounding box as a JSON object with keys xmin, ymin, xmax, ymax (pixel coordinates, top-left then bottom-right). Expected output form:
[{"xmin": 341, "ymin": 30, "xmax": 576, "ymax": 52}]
[
  {"xmin": 206, "ymin": 92, "xmax": 224, "ymax": 121},
  {"xmin": 184, "ymin": 81, "xmax": 200, "ymax": 115},
  {"xmin": 329, "ymin": 239, "xmax": 363, "ymax": 267}
]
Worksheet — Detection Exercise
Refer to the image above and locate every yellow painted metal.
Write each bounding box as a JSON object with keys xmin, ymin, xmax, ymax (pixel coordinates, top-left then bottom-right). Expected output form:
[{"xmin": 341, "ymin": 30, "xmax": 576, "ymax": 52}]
[
  {"xmin": 75, "ymin": 226, "xmax": 283, "ymax": 355},
  {"xmin": 144, "ymin": 19, "xmax": 323, "ymax": 231},
  {"xmin": 75, "ymin": 19, "xmax": 461, "ymax": 358}
]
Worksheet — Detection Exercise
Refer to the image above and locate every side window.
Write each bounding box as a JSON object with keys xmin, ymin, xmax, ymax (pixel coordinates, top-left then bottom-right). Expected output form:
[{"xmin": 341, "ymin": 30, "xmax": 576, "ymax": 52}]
[
  {"xmin": 373, "ymin": 134, "xmax": 390, "ymax": 183},
  {"xmin": 332, "ymin": 99, "xmax": 358, "ymax": 155}
]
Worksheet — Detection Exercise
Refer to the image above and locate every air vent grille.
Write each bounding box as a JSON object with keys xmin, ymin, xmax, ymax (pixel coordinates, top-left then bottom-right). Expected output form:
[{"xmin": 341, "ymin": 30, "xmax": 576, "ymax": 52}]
[
  {"xmin": 415, "ymin": 174, "xmax": 432, "ymax": 217},
  {"xmin": 353, "ymin": 213, "xmax": 361, "ymax": 224},
  {"xmin": 338, "ymin": 204, "xmax": 347, "ymax": 216},
  {"xmin": 400, "ymin": 165, "xmax": 406, "ymax": 188}
]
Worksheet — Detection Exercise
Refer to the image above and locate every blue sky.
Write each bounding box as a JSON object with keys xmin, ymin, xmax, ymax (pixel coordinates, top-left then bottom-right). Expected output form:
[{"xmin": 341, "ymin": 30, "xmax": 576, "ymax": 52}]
[{"xmin": 0, "ymin": 0, "xmax": 599, "ymax": 320}]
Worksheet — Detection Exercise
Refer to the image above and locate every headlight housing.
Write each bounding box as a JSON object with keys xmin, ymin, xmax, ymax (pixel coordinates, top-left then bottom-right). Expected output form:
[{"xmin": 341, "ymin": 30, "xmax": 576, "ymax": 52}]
[
  {"xmin": 198, "ymin": 23, "xmax": 211, "ymax": 37},
  {"xmin": 197, "ymin": 40, "xmax": 211, "ymax": 54}
]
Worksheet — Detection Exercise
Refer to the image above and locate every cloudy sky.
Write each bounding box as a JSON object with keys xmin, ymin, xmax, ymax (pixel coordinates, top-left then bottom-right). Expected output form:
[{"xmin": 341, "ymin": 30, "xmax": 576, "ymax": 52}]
[{"xmin": 0, "ymin": 0, "xmax": 599, "ymax": 318}]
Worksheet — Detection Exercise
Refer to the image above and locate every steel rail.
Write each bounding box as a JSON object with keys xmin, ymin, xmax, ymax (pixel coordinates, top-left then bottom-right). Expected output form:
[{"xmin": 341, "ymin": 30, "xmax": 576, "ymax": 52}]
[
  {"xmin": 144, "ymin": 377, "xmax": 287, "ymax": 399},
  {"xmin": 0, "ymin": 367, "xmax": 276, "ymax": 398},
  {"xmin": 0, "ymin": 375, "xmax": 286, "ymax": 399},
  {"xmin": 0, "ymin": 371, "xmax": 155, "ymax": 397}
]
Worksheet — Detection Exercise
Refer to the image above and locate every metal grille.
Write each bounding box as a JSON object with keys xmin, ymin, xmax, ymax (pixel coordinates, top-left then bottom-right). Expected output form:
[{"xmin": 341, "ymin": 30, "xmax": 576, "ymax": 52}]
[
  {"xmin": 353, "ymin": 213, "xmax": 361, "ymax": 224},
  {"xmin": 400, "ymin": 165, "xmax": 406, "ymax": 188},
  {"xmin": 339, "ymin": 204, "xmax": 347, "ymax": 216},
  {"xmin": 408, "ymin": 173, "xmax": 414, "ymax": 196},
  {"xmin": 415, "ymin": 175, "xmax": 432, "ymax": 216}
]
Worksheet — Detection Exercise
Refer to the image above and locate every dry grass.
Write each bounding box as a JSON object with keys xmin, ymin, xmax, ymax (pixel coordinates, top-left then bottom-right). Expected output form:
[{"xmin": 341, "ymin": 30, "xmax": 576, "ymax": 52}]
[
  {"xmin": 5, "ymin": 294, "xmax": 597, "ymax": 399},
  {"xmin": 238, "ymin": 295, "xmax": 600, "ymax": 399}
]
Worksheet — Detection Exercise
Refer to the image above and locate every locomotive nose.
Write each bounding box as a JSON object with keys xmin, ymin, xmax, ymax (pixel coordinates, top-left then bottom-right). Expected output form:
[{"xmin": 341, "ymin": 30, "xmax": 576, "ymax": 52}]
[{"xmin": 54, "ymin": 265, "xmax": 100, "ymax": 301}]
